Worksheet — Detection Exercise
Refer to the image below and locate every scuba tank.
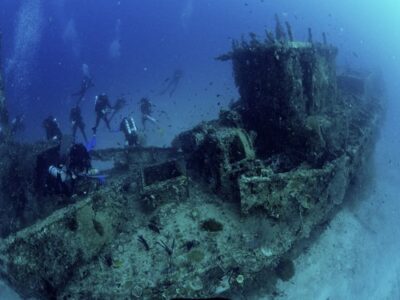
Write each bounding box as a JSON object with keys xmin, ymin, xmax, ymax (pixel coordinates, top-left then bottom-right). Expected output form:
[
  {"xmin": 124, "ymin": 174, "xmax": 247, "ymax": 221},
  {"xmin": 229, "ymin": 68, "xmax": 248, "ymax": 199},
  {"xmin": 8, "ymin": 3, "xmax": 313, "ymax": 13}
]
[{"xmin": 123, "ymin": 117, "xmax": 137, "ymax": 135}]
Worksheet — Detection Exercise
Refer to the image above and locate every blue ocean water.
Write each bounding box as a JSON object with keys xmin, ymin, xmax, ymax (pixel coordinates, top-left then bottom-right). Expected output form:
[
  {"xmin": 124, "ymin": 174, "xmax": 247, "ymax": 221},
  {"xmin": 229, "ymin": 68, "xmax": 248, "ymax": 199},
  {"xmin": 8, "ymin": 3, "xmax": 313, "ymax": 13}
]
[
  {"xmin": 1, "ymin": 0, "xmax": 400, "ymax": 299},
  {"xmin": 1, "ymin": 0, "xmax": 398, "ymax": 146}
]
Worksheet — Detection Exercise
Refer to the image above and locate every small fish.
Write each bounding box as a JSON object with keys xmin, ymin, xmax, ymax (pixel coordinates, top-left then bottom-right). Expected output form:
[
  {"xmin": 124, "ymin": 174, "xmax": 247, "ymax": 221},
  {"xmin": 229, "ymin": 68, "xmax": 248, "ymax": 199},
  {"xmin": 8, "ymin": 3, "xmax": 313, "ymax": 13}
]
[
  {"xmin": 157, "ymin": 238, "xmax": 175, "ymax": 256},
  {"xmin": 138, "ymin": 235, "xmax": 150, "ymax": 251}
]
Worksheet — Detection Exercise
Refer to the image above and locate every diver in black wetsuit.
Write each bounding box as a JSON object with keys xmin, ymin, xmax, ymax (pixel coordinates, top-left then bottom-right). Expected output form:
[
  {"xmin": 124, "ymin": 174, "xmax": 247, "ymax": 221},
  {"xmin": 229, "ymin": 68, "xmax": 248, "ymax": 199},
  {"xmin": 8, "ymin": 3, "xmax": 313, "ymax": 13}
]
[
  {"xmin": 43, "ymin": 115, "xmax": 62, "ymax": 141},
  {"xmin": 120, "ymin": 116, "xmax": 139, "ymax": 146},
  {"xmin": 70, "ymin": 106, "xmax": 88, "ymax": 144},
  {"xmin": 35, "ymin": 142, "xmax": 97, "ymax": 196},
  {"xmin": 159, "ymin": 69, "xmax": 183, "ymax": 97},
  {"xmin": 140, "ymin": 97, "xmax": 157, "ymax": 129},
  {"xmin": 72, "ymin": 75, "xmax": 94, "ymax": 106},
  {"xmin": 92, "ymin": 93, "xmax": 113, "ymax": 134}
]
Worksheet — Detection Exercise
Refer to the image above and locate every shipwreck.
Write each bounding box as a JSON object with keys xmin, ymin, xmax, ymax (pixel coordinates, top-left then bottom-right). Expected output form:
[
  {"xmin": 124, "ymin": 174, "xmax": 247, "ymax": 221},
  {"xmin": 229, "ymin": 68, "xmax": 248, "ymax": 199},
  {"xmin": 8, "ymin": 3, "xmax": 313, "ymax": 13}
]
[{"xmin": 0, "ymin": 22, "xmax": 385, "ymax": 299}]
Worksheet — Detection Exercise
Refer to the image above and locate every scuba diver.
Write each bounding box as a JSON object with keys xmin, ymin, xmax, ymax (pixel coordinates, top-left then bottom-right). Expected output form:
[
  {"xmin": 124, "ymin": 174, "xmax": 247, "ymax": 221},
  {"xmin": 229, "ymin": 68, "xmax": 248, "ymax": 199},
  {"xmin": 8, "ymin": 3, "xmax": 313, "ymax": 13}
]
[
  {"xmin": 35, "ymin": 141, "xmax": 100, "ymax": 196},
  {"xmin": 70, "ymin": 106, "xmax": 88, "ymax": 144},
  {"xmin": 120, "ymin": 116, "xmax": 139, "ymax": 146},
  {"xmin": 140, "ymin": 97, "xmax": 158, "ymax": 129},
  {"xmin": 92, "ymin": 93, "xmax": 113, "ymax": 134},
  {"xmin": 72, "ymin": 64, "xmax": 94, "ymax": 106},
  {"xmin": 92, "ymin": 93, "xmax": 127, "ymax": 135},
  {"xmin": 43, "ymin": 115, "xmax": 62, "ymax": 141},
  {"xmin": 72, "ymin": 76, "xmax": 94, "ymax": 106},
  {"xmin": 158, "ymin": 69, "xmax": 183, "ymax": 97},
  {"xmin": 10, "ymin": 114, "xmax": 25, "ymax": 135}
]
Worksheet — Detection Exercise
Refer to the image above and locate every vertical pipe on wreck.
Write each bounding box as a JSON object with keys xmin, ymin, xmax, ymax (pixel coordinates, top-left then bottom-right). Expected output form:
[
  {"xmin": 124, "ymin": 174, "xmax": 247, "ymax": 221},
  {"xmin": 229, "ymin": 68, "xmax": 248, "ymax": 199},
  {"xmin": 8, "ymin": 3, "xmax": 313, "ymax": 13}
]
[
  {"xmin": 275, "ymin": 14, "xmax": 286, "ymax": 42},
  {"xmin": 266, "ymin": 30, "xmax": 275, "ymax": 45},
  {"xmin": 308, "ymin": 28, "xmax": 313, "ymax": 44},
  {"xmin": 285, "ymin": 22, "xmax": 294, "ymax": 42},
  {"xmin": 322, "ymin": 32, "xmax": 328, "ymax": 45}
]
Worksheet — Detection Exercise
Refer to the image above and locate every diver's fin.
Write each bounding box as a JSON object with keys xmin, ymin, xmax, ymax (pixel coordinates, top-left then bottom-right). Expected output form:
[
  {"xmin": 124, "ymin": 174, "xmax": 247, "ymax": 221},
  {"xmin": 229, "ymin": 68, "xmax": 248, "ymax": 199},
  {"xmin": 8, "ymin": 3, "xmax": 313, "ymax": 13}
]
[
  {"xmin": 86, "ymin": 174, "xmax": 107, "ymax": 185},
  {"xmin": 86, "ymin": 136, "xmax": 97, "ymax": 151}
]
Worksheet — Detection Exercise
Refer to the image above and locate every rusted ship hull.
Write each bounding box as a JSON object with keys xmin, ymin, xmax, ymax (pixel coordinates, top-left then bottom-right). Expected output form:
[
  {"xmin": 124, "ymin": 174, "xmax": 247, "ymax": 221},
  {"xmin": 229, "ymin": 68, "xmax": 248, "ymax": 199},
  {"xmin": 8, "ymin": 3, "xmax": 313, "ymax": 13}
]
[{"xmin": 0, "ymin": 36, "xmax": 385, "ymax": 299}]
